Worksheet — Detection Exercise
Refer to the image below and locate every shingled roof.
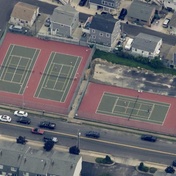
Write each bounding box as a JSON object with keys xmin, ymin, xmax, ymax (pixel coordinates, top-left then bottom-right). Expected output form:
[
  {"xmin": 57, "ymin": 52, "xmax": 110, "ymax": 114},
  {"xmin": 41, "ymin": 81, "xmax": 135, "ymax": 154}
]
[
  {"xmin": 11, "ymin": 2, "xmax": 38, "ymax": 22},
  {"xmin": 132, "ymin": 33, "xmax": 162, "ymax": 53},
  {"xmin": 89, "ymin": 14, "xmax": 117, "ymax": 33},
  {"xmin": 127, "ymin": 0, "xmax": 155, "ymax": 22},
  {"xmin": 51, "ymin": 4, "xmax": 78, "ymax": 26}
]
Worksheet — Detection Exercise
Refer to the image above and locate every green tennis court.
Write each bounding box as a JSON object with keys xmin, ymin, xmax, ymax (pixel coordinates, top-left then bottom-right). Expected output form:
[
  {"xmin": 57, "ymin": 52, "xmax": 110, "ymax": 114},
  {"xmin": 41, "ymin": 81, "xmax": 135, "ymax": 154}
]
[
  {"xmin": 0, "ymin": 44, "xmax": 39, "ymax": 94},
  {"xmin": 96, "ymin": 92, "xmax": 170, "ymax": 124},
  {"xmin": 34, "ymin": 52, "xmax": 81, "ymax": 102}
]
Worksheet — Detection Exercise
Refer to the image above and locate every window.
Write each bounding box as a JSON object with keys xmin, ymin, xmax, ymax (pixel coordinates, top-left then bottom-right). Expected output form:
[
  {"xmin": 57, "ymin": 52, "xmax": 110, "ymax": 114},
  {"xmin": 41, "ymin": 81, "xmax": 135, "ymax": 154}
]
[
  {"xmin": 11, "ymin": 167, "xmax": 17, "ymax": 172},
  {"xmin": 92, "ymin": 29, "xmax": 95, "ymax": 33},
  {"xmin": 99, "ymin": 33, "xmax": 103, "ymax": 36},
  {"xmin": 0, "ymin": 165, "xmax": 3, "ymax": 169},
  {"xmin": 106, "ymin": 33, "xmax": 110, "ymax": 38},
  {"xmin": 92, "ymin": 35, "xmax": 96, "ymax": 39}
]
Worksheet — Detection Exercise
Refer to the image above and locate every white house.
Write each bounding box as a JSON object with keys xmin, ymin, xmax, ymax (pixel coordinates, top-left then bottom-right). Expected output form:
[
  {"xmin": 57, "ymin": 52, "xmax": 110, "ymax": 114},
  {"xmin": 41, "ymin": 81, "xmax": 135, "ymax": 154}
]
[
  {"xmin": 131, "ymin": 33, "xmax": 162, "ymax": 58},
  {"xmin": 164, "ymin": 0, "xmax": 176, "ymax": 11},
  {"xmin": 10, "ymin": 2, "xmax": 39, "ymax": 27}
]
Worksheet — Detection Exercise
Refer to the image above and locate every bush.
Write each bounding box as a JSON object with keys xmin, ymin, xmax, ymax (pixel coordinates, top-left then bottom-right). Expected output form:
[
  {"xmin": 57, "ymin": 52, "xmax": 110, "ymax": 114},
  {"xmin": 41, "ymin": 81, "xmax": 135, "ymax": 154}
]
[
  {"xmin": 149, "ymin": 167, "xmax": 157, "ymax": 173},
  {"xmin": 69, "ymin": 146, "xmax": 80, "ymax": 155},
  {"xmin": 138, "ymin": 162, "xmax": 149, "ymax": 172},
  {"xmin": 95, "ymin": 155, "xmax": 113, "ymax": 164}
]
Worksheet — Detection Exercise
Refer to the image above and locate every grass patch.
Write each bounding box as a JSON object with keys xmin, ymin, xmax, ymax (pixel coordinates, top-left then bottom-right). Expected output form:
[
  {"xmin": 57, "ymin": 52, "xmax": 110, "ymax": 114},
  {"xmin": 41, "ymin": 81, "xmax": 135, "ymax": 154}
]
[{"xmin": 93, "ymin": 50, "xmax": 176, "ymax": 75}]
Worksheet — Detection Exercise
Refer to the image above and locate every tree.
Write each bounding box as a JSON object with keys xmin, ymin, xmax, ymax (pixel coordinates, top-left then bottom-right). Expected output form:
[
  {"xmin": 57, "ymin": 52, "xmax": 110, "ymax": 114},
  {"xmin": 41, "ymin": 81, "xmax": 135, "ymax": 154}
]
[
  {"xmin": 43, "ymin": 141, "xmax": 54, "ymax": 151},
  {"xmin": 150, "ymin": 57, "xmax": 164, "ymax": 69},
  {"xmin": 69, "ymin": 145, "xmax": 80, "ymax": 155}
]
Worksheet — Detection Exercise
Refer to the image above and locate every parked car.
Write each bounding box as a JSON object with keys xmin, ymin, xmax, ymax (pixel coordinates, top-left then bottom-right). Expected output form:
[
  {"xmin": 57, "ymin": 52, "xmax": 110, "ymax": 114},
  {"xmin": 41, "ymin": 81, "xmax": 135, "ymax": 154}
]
[
  {"xmin": 79, "ymin": 0, "xmax": 87, "ymax": 6},
  {"xmin": 31, "ymin": 128, "xmax": 44, "ymax": 135},
  {"xmin": 14, "ymin": 110, "xmax": 28, "ymax": 117},
  {"xmin": 141, "ymin": 134, "xmax": 157, "ymax": 142},
  {"xmin": 118, "ymin": 8, "xmax": 127, "ymax": 20},
  {"xmin": 43, "ymin": 136, "xmax": 58, "ymax": 143},
  {"xmin": 16, "ymin": 136, "xmax": 28, "ymax": 144},
  {"xmin": 85, "ymin": 131, "xmax": 100, "ymax": 138},
  {"xmin": 172, "ymin": 160, "xmax": 176, "ymax": 167},
  {"xmin": 165, "ymin": 166, "xmax": 175, "ymax": 174},
  {"xmin": 16, "ymin": 117, "xmax": 31, "ymax": 124},
  {"xmin": 162, "ymin": 18, "xmax": 170, "ymax": 28},
  {"xmin": 0, "ymin": 115, "xmax": 12, "ymax": 122},
  {"xmin": 38, "ymin": 121, "xmax": 56, "ymax": 129},
  {"xmin": 9, "ymin": 25, "xmax": 27, "ymax": 34}
]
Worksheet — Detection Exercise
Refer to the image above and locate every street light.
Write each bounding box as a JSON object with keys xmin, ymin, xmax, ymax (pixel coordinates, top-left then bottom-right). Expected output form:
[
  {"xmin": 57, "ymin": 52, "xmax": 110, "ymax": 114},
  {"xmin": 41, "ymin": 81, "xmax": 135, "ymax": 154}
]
[{"xmin": 77, "ymin": 131, "xmax": 81, "ymax": 150}]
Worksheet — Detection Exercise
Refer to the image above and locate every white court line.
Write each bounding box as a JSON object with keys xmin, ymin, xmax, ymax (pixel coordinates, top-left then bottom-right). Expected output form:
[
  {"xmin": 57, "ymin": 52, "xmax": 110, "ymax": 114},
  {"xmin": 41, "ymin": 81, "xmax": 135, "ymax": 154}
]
[
  {"xmin": 57, "ymin": 65, "xmax": 72, "ymax": 91},
  {"xmin": 95, "ymin": 91, "xmax": 106, "ymax": 113},
  {"xmin": 52, "ymin": 64, "xmax": 63, "ymax": 89},
  {"xmin": 0, "ymin": 45, "xmax": 15, "ymax": 80},
  {"xmin": 19, "ymin": 49, "xmax": 39, "ymax": 94},
  {"xmin": 162, "ymin": 103, "xmax": 171, "ymax": 126},
  {"xmin": 11, "ymin": 58, "xmax": 22, "ymax": 82},
  {"xmin": 36, "ymin": 52, "xmax": 56, "ymax": 97},
  {"xmin": 18, "ymin": 59, "xmax": 30, "ymax": 84},
  {"xmin": 111, "ymin": 98, "xmax": 119, "ymax": 114},
  {"xmin": 147, "ymin": 105, "xmax": 154, "ymax": 120},
  {"xmin": 60, "ymin": 57, "xmax": 80, "ymax": 102}
]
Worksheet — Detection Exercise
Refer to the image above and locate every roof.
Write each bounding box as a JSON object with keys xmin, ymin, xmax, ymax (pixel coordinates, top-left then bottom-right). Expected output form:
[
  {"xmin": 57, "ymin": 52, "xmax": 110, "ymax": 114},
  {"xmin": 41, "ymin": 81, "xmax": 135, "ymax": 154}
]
[
  {"xmin": 0, "ymin": 142, "xmax": 29, "ymax": 168},
  {"xmin": 127, "ymin": 0, "xmax": 155, "ymax": 21},
  {"xmin": 51, "ymin": 4, "xmax": 78, "ymax": 26},
  {"xmin": 0, "ymin": 141, "xmax": 81, "ymax": 175},
  {"xmin": 89, "ymin": 0, "xmax": 119, "ymax": 8},
  {"xmin": 11, "ymin": 2, "xmax": 38, "ymax": 22},
  {"xmin": 47, "ymin": 150, "xmax": 81, "ymax": 176},
  {"xmin": 19, "ymin": 149, "xmax": 50, "ymax": 175},
  {"xmin": 89, "ymin": 14, "xmax": 117, "ymax": 33},
  {"xmin": 169, "ymin": 12, "xmax": 176, "ymax": 27},
  {"xmin": 132, "ymin": 33, "xmax": 162, "ymax": 52}
]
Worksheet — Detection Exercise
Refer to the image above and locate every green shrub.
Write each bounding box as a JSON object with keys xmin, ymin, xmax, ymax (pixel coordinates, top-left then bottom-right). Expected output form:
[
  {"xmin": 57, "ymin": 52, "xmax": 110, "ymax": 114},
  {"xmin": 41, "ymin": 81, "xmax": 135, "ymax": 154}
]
[
  {"xmin": 95, "ymin": 155, "xmax": 113, "ymax": 164},
  {"xmin": 149, "ymin": 167, "xmax": 157, "ymax": 173},
  {"xmin": 143, "ymin": 166, "xmax": 149, "ymax": 172}
]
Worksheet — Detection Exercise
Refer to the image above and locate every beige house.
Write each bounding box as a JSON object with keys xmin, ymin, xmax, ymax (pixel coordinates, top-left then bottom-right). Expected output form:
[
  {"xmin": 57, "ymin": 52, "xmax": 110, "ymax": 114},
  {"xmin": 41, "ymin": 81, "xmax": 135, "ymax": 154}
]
[{"xmin": 10, "ymin": 2, "xmax": 39, "ymax": 27}]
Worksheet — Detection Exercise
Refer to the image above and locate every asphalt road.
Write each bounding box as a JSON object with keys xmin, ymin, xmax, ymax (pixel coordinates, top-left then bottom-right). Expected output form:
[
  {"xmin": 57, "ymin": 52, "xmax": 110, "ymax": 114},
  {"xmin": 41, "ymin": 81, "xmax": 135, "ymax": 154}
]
[
  {"xmin": 0, "ymin": 110, "xmax": 176, "ymax": 166},
  {"xmin": 122, "ymin": 23, "xmax": 176, "ymax": 45}
]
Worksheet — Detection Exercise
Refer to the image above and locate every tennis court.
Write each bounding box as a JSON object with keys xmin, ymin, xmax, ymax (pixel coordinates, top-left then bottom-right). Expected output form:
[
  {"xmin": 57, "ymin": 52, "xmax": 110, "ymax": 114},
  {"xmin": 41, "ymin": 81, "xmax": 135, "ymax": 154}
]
[
  {"xmin": 0, "ymin": 44, "xmax": 39, "ymax": 94},
  {"xmin": 96, "ymin": 92, "xmax": 170, "ymax": 124},
  {"xmin": 34, "ymin": 52, "xmax": 81, "ymax": 102}
]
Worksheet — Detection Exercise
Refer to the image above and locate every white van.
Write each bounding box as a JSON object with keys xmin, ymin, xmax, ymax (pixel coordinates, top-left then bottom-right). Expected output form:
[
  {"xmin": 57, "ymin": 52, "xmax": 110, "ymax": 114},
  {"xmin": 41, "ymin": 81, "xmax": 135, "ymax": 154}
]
[
  {"xmin": 162, "ymin": 18, "xmax": 170, "ymax": 28},
  {"xmin": 9, "ymin": 25, "xmax": 23, "ymax": 33}
]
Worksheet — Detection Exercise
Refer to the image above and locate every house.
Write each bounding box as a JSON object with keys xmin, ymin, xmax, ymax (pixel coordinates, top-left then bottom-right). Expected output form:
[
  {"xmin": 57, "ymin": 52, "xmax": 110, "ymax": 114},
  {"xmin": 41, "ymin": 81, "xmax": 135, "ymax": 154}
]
[
  {"xmin": 131, "ymin": 33, "xmax": 162, "ymax": 58},
  {"xmin": 89, "ymin": 14, "xmax": 121, "ymax": 47},
  {"xmin": 164, "ymin": 0, "xmax": 176, "ymax": 11},
  {"xmin": 127, "ymin": 0, "xmax": 156, "ymax": 27},
  {"xmin": 0, "ymin": 141, "xmax": 82, "ymax": 176},
  {"xmin": 89, "ymin": 0, "xmax": 120, "ymax": 14},
  {"xmin": 168, "ymin": 12, "xmax": 176, "ymax": 35},
  {"xmin": 163, "ymin": 45, "xmax": 176, "ymax": 68},
  {"xmin": 9, "ymin": 2, "xmax": 39, "ymax": 27},
  {"xmin": 50, "ymin": 4, "xmax": 79, "ymax": 37}
]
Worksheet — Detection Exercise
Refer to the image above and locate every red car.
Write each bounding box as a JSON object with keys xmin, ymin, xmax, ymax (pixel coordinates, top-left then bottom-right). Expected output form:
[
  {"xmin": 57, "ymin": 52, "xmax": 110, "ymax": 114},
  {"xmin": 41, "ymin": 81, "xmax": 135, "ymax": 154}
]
[{"xmin": 31, "ymin": 128, "xmax": 44, "ymax": 135}]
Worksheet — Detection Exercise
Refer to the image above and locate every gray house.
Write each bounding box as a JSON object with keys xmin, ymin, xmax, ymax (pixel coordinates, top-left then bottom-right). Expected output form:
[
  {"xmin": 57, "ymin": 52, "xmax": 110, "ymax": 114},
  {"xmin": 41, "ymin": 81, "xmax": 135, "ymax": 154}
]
[
  {"xmin": 89, "ymin": 14, "xmax": 121, "ymax": 47},
  {"xmin": 131, "ymin": 33, "xmax": 162, "ymax": 58},
  {"xmin": 89, "ymin": 0, "xmax": 120, "ymax": 14},
  {"xmin": 50, "ymin": 4, "xmax": 79, "ymax": 37},
  {"xmin": 0, "ymin": 141, "xmax": 82, "ymax": 176},
  {"xmin": 127, "ymin": 0, "xmax": 156, "ymax": 27}
]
